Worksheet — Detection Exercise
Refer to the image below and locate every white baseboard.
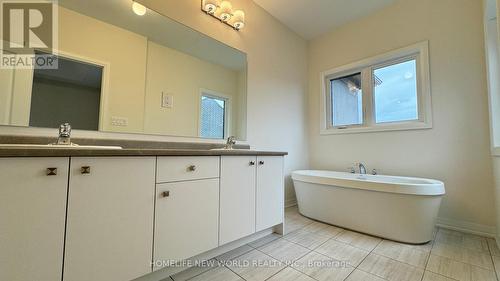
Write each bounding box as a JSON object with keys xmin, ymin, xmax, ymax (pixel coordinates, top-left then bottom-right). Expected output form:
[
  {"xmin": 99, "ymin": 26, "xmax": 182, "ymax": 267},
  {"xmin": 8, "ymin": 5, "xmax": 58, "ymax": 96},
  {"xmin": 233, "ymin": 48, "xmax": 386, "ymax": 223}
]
[
  {"xmin": 436, "ymin": 217, "xmax": 496, "ymax": 238},
  {"xmin": 285, "ymin": 199, "xmax": 297, "ymax": 208}
]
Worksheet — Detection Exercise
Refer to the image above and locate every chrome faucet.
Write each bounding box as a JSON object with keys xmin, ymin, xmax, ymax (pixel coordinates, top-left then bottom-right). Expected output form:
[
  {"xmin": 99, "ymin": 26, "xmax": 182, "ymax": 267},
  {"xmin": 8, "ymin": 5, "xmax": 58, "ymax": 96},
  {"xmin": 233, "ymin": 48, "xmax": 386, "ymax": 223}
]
[
  {"xmin": 358, "ymin": 163, "xmax": 367, "ymax": 175},
  {"xmin": 55, "ymin": 123, "xmax": 72, "ymax": 145},
  {"xmin": 225, "ymin": 136, "xmax": 236, "ymax": 149}
]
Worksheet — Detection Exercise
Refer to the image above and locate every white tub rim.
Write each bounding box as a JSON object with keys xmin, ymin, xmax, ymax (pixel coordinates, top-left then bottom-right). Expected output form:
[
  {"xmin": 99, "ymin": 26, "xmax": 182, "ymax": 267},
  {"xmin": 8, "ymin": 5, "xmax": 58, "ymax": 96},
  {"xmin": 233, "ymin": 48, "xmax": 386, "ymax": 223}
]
[{"xmin": 292, "ymin": 170, "xmax": 445, "ymax": 196}]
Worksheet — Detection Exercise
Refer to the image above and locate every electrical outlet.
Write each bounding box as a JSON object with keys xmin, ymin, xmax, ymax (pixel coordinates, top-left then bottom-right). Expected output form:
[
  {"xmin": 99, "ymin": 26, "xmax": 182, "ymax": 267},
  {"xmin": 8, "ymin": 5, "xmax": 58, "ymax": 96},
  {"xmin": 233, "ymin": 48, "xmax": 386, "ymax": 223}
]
[
  {"xmin": 161, "ymin": 92, "xmax": 173, "ymax": 108},
  {"xmin": 111, "ymin": 117, "xmax": 128, "ymax": 127}
]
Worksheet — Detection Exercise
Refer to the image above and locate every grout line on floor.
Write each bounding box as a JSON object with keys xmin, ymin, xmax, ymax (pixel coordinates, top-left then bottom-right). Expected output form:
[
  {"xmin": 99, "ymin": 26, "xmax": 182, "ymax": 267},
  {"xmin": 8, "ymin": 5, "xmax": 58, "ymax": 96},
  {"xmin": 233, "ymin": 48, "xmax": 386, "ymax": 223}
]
[
  {"xmin": 419, "ymin": 234, "xmax": 435, "ymax": 281},
  {"xmin": 346, "ymin": 235, "xmax": 385, "ymax": 280},
  {"xmin": 246, "ymin": 235, "xmax": 281, "ymax": 250},
  {"xmin": 223, "ymin": 264, "xmax": 248, "ymax": 281},
  {"xmin": 175, "ymin": 262, "xmax": 217, "ymax": 281},
  {"xmin": 429, "ymin": 250, "xmax": 495, "ymax": 271},
  {"xmin": 261, "ymin": 266, "xmax": 289, "ymax": 281},
  {"xmin": 487, "ymin": 241, "xmax": 500, "ymax": 281}
]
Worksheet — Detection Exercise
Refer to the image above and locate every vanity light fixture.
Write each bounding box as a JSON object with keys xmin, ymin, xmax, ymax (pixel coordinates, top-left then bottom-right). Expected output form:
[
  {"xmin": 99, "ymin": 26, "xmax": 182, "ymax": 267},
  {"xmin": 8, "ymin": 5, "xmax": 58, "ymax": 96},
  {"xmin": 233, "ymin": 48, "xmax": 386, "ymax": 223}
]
[
  {"xmin": 218, "ymin": 1, "xmax": 232, "ymax": 22},
  {"xmin": 201, "ymin": 0, "xmax": 245, "ymax": 30},
  {"xmin": 203, "ymin": 0, "xmax": 220, "ymax": 14},
  {"xmin": 132, "ymin": 1, "xmax": 147, "ymax": 16},
  {"xmin": 231, "ymin": 10, "xmax": 245, "ymax": 30}
]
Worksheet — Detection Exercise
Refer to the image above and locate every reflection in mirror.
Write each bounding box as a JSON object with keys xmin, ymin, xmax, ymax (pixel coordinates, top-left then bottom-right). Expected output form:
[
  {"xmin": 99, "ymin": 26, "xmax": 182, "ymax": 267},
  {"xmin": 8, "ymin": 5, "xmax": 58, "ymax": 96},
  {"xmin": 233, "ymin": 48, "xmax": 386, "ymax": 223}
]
[
  {"xmin": 30, "ymin": 52, "xmax": 103, "ymax": 131},
  {"xmin": 0, "ymin": 0, "xmax": 247, "ymax": 140},
  {"xmin": 200, "ymin": 92, "xmax": 228, "ymax": 139}
]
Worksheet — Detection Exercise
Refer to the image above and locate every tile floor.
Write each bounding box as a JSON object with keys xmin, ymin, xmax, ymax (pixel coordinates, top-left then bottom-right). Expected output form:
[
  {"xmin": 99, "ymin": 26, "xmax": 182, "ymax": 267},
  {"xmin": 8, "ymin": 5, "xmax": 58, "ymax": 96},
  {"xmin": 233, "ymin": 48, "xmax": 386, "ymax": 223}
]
[{"xmin": 163, "ymin": 206, "xmax": 500, "ymax": 281}]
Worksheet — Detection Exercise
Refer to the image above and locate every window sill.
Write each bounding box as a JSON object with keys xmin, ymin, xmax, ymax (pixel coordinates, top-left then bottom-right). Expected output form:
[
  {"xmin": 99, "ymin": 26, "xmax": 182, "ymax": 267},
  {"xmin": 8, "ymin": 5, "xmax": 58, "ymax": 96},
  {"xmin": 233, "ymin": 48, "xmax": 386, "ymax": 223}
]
[
  {"xmin": 492, "ymin": 147, "xmax": 500, "ymax": 157},
  {"xmin": 320, "ymin": 122, "xmax": 432, "ymax": 135}
]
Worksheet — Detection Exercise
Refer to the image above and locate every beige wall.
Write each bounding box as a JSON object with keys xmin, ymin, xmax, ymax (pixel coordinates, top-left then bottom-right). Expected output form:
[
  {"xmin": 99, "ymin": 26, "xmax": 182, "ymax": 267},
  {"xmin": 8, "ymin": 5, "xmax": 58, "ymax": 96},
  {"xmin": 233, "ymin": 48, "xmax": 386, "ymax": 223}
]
[
  {"xmin": 138, "ymin": 0, "xmax": 309, "ymax": 206},
  {"xmin": 143, "ymin": 41, "xmax": 241, "ymax": 138},
  {"xmin": 308, "ymin": 0, "xmax": 496, "ymax": 233}
]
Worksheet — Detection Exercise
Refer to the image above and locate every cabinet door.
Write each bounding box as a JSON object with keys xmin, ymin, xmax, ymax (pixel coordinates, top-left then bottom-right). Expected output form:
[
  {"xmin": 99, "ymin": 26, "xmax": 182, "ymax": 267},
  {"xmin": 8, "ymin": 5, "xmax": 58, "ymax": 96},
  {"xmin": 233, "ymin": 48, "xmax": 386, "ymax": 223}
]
[
  {"xmin": 0, "ymin": 157, "xmax": 69, "ymax": 281},
  {"xmin": 154, "ymin": 179, "xmax": 219, "ymax": 270},
  {"xmin": 219, "ymin": 156, "xmax": 256, "ymax": 245},
  {"xmin": 256, "ymin": 156, "xmax": 284, "ymax": 231},
  {"xmin": 64, "ymin": 157, "xmax": 155, "ymax": 281}
]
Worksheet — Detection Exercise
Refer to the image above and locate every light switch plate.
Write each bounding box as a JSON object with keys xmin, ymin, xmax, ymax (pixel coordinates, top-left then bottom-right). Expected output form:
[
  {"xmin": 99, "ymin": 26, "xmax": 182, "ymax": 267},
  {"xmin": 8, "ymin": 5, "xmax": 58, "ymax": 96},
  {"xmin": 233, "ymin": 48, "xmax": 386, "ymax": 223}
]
[
  {"xmin": 161, "ymin": 92, "xmax": 173, "ymax": 108},
  {"xmin": 111, "ymin": 117, "xmax": 128, "ymax": 127}
]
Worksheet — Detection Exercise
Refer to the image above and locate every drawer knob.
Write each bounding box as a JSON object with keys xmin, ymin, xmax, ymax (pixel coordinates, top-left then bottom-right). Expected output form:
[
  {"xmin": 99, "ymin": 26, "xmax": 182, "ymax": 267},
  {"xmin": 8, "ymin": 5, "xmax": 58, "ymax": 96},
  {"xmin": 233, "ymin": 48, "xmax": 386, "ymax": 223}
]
[
  {"xmin": 259, "ymin": 161, "xmax": 265, "ymax": 165},
  {"xmin": 161, "ymin": 191, "xmax": 170, "ymax": 198},
  {"xmin": 249, "ymin": 161, "xmax": 256, "ymax": 166},
  {"xmin": 81, "ymin": 166, "xmax": 91, "ymax": 174},
  {"xmin": 46, "ymin": 167, "xmax": 57, "ymax": 176},
  {"xmin": 187, "ymin": 165, "xmax": 196, "ymax": 172}
]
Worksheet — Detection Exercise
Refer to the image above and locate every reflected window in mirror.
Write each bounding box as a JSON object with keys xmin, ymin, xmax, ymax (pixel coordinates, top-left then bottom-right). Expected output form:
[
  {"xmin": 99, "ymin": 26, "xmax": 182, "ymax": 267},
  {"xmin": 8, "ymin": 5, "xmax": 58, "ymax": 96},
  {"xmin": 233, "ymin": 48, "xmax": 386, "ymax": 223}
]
[
  {"xmin": 200, "ymin": 93, "xmax": 229, "ymax": 139},
  {"xmin": 29, "ymin": 52, "xmax": 103, "ymax": 130}
]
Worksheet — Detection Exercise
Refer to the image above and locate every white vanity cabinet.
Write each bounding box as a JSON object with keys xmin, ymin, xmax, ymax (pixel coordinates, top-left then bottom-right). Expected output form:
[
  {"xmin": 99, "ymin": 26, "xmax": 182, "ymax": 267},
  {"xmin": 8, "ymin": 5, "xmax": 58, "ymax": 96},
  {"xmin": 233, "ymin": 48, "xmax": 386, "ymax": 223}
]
[
  {"xmin": 0, "ymin": 153, "xmax": 285, "ymax": 280},
  {"xmin": 63, "ymin": 157, "xmax": 156, "ymax": 281},
  {"xmin": 220, "ymin": 156, "xmax": 257, "ymax": 245},
  {"xmin": 154, "ymin": 157, "xmax": 220, "ymax": 269},
  {"xmin": 256, "ymin": 156, "xmax": 285, "ymax": 232},
  {"xmin": 0, "ymin": 157, "xmax": 69, "ymax": 281},
  {"xmin": 219, "ymin": 156, "xmax": 284, "ymax": 244}
]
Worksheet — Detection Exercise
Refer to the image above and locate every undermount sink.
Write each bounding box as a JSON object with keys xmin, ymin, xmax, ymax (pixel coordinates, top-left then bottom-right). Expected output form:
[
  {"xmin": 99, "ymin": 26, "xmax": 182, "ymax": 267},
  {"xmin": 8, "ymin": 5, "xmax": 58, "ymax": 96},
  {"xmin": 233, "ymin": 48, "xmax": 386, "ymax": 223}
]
[{"xmin": 0, "ymin": 144, "xmax": 123, "ymax": 150}]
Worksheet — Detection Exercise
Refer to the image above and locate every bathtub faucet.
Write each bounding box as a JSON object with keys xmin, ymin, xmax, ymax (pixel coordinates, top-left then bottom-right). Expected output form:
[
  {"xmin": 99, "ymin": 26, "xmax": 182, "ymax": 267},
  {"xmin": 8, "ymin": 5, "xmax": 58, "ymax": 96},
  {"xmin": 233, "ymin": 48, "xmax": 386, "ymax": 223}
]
[{"xmin": 358, "ymin": 163, "xmax": 367, "ymax": 175}]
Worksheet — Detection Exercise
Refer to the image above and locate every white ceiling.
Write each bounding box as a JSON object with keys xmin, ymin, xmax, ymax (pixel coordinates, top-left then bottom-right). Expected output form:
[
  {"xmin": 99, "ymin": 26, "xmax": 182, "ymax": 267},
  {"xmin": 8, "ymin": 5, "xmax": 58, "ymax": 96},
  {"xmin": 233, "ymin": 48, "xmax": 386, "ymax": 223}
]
[{"xmin": 253, "ymin": 0, "xmax": 396, "ymax": 40}]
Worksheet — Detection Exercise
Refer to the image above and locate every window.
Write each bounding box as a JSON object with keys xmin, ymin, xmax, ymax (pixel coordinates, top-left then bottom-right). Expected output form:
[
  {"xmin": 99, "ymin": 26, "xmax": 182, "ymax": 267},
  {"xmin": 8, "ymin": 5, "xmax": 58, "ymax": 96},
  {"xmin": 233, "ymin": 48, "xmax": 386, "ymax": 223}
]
[
  {"xmin": 321, "ymin": 41, "xmax": 431, "ymax": 134},
  {"xmin": 330, "ymin": 73, "xmax": 363, "ymax": 127},
  {"xmin": 199, "ymin": 93, "xmax": 228, "ymax": 139},
  {"xmin": 373, "ymin": 59, "xmax": 418, "ymax": 123}
]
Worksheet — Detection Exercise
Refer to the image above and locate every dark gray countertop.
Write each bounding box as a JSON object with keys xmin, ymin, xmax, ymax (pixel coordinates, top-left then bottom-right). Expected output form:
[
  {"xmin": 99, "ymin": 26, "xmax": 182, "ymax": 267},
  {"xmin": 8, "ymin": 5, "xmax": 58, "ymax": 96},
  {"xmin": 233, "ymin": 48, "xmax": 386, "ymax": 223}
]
[
  {"xmin": 0, "ymin": 147, "xmax": 288, "ymax": 157},
  {"xmin": 0, "ymin": 135, "xmax": 287, "ymax": 157}
]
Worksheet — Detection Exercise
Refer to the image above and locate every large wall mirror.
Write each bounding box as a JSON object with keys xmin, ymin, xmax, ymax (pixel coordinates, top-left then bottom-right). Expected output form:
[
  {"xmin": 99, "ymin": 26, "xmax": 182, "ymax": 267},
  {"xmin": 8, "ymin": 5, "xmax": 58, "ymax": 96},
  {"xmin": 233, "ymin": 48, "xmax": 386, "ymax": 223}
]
[{"xmin": 0, "ymin": 0, "xmax": 247, "ymax": 140}]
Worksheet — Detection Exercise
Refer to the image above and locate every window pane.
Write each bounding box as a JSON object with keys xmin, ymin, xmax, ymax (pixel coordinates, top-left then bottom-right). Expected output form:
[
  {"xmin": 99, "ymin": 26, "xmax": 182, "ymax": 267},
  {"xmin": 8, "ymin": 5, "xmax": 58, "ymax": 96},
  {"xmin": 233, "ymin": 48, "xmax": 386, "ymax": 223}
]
[
  {"xmin": 374, "ymin": 59, "xmax": 418, "ymax": 123},
  {"xmin": 200, "ymin": 95, "xmax": 225, "ymax": 139},
  {"xmin": 331, "ymin": 73, "xmax": 363, "ymax": 127}
]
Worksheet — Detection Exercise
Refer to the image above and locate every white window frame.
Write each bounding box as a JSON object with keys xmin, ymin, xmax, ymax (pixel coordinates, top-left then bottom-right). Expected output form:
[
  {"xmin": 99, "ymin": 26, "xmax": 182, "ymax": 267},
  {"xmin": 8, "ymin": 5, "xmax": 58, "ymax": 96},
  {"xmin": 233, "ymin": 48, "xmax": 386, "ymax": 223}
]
[
  {"xmin": 198, "ymin": 89, "xmax": 231, "ymax": 139},
  {"xmin": 320, "ymin": 41, "xmax": 432, "ymax": 135}
]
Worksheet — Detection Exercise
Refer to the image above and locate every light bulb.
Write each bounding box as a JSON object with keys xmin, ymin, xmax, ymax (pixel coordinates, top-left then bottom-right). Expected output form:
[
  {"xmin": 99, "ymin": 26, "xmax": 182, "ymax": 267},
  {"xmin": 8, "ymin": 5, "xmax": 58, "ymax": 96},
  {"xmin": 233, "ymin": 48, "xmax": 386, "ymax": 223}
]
[
  {"xmin": 202, "ymin": 0, "xmax": 220, "ymax": 14},
  {"xmin": 231, "ymin": 10, "xmax": 245, "ymax": 29},
  {"xmin": 132, "ymin": 2, "xmax": 146, "ymax": 16},
  {"xmin": 219, "ymin": 1, "xmax": 232, "ymax": 22}
]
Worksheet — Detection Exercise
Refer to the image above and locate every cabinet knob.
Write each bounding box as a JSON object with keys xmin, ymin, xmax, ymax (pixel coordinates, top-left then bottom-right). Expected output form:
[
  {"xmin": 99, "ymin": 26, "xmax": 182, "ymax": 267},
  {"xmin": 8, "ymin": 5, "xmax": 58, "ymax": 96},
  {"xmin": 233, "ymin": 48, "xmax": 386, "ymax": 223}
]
[
  {"xmin": 46, "ymin": 167, "xmax": 57, "ymax": 176},
  {"xmin": 81, "ymin": 166, "xmax": 91, "ymax": 174},
  {"xmin": 161, "ymin": 191, "xmax": 170, "ymax": 198},
  {"xmin": 259, "ymin": 161, "xmax": 265, "ymax": 165},
  {"xmin": 249, "ymin": 161, "xmax": 256, "ymax": 166},
  {"xmin": 187, "ymin": 165, "xmax": 196, "ymax": 172}
]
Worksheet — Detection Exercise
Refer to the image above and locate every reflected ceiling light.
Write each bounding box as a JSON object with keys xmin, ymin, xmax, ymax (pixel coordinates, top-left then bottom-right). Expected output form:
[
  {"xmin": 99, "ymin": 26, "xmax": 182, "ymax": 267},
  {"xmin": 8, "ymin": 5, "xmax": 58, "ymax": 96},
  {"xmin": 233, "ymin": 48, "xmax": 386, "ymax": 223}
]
[
  {"xmin": 132, "ymin": 1, "xmax": 147, "ymax": 16},
  {"xmin": 201, "ymin": 0, "xmax": 245, "ymax": 30}
]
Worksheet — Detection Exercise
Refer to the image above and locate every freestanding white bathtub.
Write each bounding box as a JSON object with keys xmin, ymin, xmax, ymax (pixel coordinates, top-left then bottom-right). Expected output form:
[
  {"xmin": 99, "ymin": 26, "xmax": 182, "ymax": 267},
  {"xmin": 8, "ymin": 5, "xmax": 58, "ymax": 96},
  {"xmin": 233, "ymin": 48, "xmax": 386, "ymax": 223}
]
[{"xmin": 292, "ymin": 170, "xmax": 445, "ymax": 244}]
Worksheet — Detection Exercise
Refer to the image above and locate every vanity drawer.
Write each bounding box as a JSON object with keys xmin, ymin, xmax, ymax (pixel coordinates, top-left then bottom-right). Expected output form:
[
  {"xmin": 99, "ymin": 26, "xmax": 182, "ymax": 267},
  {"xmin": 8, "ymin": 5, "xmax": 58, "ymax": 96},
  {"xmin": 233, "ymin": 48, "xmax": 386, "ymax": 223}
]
[{"xmin": 156, "ymin": 156, "xmax": 219, "ymax": 183}]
